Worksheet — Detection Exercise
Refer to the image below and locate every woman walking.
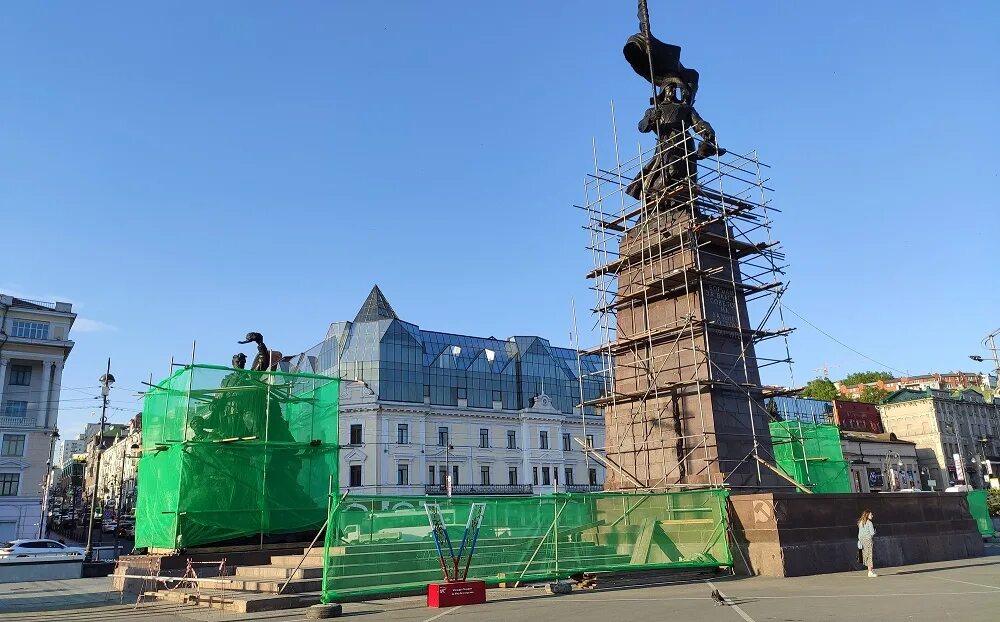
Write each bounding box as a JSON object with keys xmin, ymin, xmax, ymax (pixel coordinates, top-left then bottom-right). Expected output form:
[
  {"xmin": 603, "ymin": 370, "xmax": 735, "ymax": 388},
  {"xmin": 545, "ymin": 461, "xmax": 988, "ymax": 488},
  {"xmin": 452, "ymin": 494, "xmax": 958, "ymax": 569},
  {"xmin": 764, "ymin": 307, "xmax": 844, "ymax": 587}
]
[{"xmin": 858, "ymin": 510, "xmax": 877, "ymax": 577}]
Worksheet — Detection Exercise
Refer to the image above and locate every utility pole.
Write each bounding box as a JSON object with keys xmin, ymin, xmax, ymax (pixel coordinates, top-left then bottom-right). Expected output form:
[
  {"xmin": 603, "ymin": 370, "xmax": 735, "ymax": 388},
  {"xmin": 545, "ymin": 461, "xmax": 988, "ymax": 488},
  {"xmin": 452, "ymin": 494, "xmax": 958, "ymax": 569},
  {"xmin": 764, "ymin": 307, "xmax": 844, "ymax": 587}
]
[
  {"xmin": 84, "ymin": 359, "xmax": 114, "ymax": 561},
  {"xmin": 38, "ymin": 428, "xmax": 59, "ymax": 538}
]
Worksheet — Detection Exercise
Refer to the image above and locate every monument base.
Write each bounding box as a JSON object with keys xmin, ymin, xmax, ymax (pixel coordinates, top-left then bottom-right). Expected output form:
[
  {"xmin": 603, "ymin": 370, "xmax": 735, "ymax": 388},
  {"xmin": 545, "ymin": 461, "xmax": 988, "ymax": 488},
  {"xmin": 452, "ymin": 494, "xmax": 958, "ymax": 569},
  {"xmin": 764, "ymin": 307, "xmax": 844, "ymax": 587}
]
[
  {"xmin": 427, "ymin": 581, "xmax": 487, "ymax": 607},
  {"xmin": 729, "ymin": 492, "xmax": 984, "ymax": 577}
]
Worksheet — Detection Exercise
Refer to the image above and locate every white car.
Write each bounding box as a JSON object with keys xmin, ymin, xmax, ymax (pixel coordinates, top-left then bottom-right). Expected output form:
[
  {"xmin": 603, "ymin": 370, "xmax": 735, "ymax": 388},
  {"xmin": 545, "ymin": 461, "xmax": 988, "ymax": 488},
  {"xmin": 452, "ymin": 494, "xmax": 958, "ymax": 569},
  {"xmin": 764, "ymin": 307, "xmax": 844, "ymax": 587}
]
[{"xmin": 0, "ymin": 539, "xmax": 85, "ymax": 558}]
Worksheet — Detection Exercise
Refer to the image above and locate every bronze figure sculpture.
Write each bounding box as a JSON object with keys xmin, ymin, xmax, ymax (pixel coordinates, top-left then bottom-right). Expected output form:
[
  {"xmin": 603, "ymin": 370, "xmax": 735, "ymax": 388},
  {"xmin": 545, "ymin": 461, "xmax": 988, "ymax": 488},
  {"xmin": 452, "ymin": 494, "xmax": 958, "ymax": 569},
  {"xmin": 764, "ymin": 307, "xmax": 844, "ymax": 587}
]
[
  {"xmin": 623, "ymin": 0, "xmax": 724, "ymax": 202},
  {"xmin": 239, "ymin": 332, "xmax": 271, "ymax": 372}
]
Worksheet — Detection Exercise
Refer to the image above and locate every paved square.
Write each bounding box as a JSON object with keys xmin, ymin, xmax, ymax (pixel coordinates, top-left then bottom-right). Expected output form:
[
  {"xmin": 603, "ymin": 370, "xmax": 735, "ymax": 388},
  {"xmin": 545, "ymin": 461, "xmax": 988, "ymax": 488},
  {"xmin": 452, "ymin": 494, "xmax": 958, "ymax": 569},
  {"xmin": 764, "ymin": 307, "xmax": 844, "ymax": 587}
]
[{"xmin": 2, "ymin": 545, "xmax": 998, "ymax": 621}]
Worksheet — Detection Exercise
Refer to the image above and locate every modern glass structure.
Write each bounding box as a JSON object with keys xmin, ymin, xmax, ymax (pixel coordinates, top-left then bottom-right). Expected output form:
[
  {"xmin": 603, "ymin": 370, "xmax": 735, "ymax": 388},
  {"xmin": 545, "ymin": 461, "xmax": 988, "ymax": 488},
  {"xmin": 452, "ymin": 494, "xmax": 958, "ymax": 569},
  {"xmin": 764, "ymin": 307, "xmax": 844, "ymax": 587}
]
[
  {"xmin": 289, "ymin": 286, "xmax": 606, "ymax": 417},
  {"xmin": 283, "ymin": 286, "xmax": 609, "ymax": 496}
]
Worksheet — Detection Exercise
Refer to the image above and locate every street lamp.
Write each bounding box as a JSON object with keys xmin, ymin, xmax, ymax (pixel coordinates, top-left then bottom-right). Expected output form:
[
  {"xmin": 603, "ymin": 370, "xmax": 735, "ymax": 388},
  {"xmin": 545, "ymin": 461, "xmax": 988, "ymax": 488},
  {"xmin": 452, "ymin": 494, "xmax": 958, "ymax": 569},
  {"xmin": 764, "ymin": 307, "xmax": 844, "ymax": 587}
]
[
  {"xmin": 111, "ymin": 441, "xmax": 141, "ymax": 557},
  {"xmin": 882, "ymin": 450, "xmax": 904, "ymax": 491},
  {"xmin": 84, "ymin": 361, "xmax": 114, "ymax": 561},
  {"xmin": 38, "ymin": 428, "xmax": 59, "ymax": 538}
]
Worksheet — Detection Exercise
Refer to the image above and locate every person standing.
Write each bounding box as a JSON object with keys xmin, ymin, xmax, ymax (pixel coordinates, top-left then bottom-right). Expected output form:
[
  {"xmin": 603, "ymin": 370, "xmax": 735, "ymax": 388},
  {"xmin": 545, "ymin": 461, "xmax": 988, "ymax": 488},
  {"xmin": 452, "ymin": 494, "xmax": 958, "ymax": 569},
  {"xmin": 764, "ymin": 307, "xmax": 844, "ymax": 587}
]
[{"xmin": 858, "ymin": 510, "xmax": 877, "ymax": 577}]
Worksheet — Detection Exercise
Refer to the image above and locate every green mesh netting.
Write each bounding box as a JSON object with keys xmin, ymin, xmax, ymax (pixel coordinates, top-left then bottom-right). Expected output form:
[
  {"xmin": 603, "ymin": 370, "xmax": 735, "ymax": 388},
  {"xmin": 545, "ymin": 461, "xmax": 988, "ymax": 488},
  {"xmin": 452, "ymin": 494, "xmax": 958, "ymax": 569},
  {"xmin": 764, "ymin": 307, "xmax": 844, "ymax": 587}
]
[
  {"xmin": 769, "ymin": 421, "xmax": 852, "ymax": 493},
  {"xmin": 135, "ymin": 364, "xmax": 339, "ymax": 550},
  {"xmin": 967, "ymin": 489, "xmax": 995, "ymax": 537},
  {"xmin": 321, "ymin": 490, "xmax": 730, "ymax": 602}
]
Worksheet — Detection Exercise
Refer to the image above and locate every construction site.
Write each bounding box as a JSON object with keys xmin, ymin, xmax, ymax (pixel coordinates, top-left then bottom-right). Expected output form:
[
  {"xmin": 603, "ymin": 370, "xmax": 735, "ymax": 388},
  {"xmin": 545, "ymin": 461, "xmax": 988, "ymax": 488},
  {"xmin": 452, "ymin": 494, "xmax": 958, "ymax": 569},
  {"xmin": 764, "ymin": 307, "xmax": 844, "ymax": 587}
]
[{"xmin": 101, "ymin": 2, "xmax": 989, "ymax": 615}]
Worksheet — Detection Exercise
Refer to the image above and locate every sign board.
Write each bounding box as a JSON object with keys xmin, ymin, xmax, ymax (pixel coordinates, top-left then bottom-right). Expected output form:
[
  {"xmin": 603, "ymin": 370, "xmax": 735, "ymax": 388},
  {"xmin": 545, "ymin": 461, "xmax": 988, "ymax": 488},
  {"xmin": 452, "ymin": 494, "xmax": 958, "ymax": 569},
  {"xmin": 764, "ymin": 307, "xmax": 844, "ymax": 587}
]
[{"xmin": 953, "ymin": 453, "xmax": 966, "ymax": 483}]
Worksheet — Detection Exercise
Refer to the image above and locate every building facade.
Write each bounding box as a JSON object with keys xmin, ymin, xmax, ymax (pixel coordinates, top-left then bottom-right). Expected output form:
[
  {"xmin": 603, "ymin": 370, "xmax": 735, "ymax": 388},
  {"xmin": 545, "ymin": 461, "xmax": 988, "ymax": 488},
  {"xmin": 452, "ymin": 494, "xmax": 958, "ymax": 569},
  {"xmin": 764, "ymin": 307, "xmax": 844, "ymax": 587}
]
[
  {"xmin": 837, "ymin": 371, "xmax": 994, "ymax": 400},
  {"xmin": 285, "ymin": 286, "xmax": 607, "ymax": 496},
  {"xmin": 879, "ymin": 388, "xmax": 1000, "ymax": 489},
  {"xmin": 83, "ymin": 423, "xmax": 126, "ymax": 512},
  {"xmin": 840, "ymin": 432, "xmax": 920, "ymax": 493},
  {"xmin": 0, "ymin": 295, "xmax": 76, "ymax": 541},
  {"xmin": 95, "ymin": 415, "xmax": 141, "ymax": 518},
  {"xmin": 56, "ymin": 437, "xmax": 85, "ymax": 470}
]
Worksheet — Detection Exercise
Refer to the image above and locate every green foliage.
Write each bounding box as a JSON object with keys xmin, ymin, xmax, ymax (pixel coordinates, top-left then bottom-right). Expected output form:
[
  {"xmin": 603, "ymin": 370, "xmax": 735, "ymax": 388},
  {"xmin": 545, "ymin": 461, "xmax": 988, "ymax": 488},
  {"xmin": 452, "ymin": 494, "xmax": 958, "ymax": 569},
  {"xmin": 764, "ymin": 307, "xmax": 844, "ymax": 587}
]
[
  {"xmin": 857, "ymin": 385, "xmax": 891, "ymax": 404},
  {"xmin": 799, "ymin": 377, "xmax": 838, "ymax": 401},
  {"xmin": 988, "ymin": 489, "xmax": 1000, "ymax": 517},
  {"xmin": 841, "ymin": 370, "xmax": 894, "ymax": 386}
]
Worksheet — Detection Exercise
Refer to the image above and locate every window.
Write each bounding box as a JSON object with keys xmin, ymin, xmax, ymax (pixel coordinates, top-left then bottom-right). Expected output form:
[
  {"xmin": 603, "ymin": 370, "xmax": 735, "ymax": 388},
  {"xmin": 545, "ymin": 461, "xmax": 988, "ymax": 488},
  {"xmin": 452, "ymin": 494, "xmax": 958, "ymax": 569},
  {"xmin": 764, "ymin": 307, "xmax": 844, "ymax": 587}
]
[
  {"xmin": 397, "ymin": 424, "xmax": 409, "ymax": 445},
  {"xmin": 349, "ymin": 424, "xmax": 363, "ymax": 445},
  {"xmin": 565, "ymin": 468, "xmax": 574, "ymax": 485},
  {"xmin": 588, "ymin": 468, "xmax": 598, "ymax": 486},
  {"xmin": 508, "ymin": 467, "xmax": 518, "ymax": 486},
  {"xmin": 439, "ymin": 467, "xmax": 447, "ymax": 485},
  {"xmin": 3, "ymin": 401, "xmax": 27, "ymax": 418},
  {"xmin": 507, "ymin": 430, "xmax": 516, "ymax": 449},
  {"xmin": 586, "ymin": 434, "xmax": 595, "ymax": 449},
  {"xmin": 553, "ymin": 469, "xmax": 558, "ymax": 485},
  {"xmin": 533, "ymin": 467, "xmax": 538, "ymax": 485},
  {"xmin": 452, "ymin": 465, "xmax": 459, "ymax": 485},
  {"xmin": 11, "ymin": 321, "xmax": 49, "ymax": 340},
  {"xmin": 479, "ymin": 428, "xmax": 489, "ymax": 448},
  {"xmin": 397, "ymin": 463, "xmax": 409, "ymax": 486},
  {"xmin": 428, "ymin": 466, "xmax": 435, "ymax": 485},
  {"xmin": 480, "ymin": 466, "xmax": 490, "ymax": 485},
  {"xmin": 349, "ymin": 465, "xmax": 362, "ymax": 487},
  {"xmin": 539, "ymin": 431, "xmax": 548, "ymax": 450},
  {"xmin": 9, "ymin": 365, "xmax": 31, "ymax": 386},
  {"xmin": 542, "ymin": 467, "xmax": 551, "ymax": 486},
  {"xmin": 1, "ymin": 435, "xmax": 25, "ymax": 457},
  {"xmin": 438, "ymin": 427, "xmax": 449, "ymax": 447},
  {"xmin": 562, "ymin": 433, "xmax": 571, "ymax": 451},
  {"xmin": 0, "ymin": 473, "xmax": 19, "ymax": 496}
]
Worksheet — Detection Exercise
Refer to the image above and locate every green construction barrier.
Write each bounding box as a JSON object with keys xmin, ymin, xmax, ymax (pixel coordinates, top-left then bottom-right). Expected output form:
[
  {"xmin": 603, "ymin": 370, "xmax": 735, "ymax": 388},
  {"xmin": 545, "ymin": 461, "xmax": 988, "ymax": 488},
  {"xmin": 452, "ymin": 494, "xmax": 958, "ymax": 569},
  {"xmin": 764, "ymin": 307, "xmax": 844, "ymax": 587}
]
[
  {"xmin": 321, "ymin": 489, "xmax": 731, "ymax": 602},
  {"xmin": 769, "ymin": 420, "xmax": 852, "ymax": 493},
  {"xmin": 135, "ymin": 364, "xmax": 339, "ymax": 550},
  {"xmin": 967, "ymin": 489, "xmax": 995, "ymax": 537}
]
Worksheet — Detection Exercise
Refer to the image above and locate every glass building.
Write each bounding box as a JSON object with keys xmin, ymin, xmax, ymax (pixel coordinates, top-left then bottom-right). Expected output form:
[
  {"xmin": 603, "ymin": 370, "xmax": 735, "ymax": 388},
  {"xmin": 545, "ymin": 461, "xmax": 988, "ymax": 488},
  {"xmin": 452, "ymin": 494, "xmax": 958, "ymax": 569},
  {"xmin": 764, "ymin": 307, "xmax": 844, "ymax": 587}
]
[
  {"xmin": 284, "ymin": 286, "xmax": 608, "ymax": 495},
  {"xmin": 293, "ymin": 286, "xmax": 606, "ymax": 416}
]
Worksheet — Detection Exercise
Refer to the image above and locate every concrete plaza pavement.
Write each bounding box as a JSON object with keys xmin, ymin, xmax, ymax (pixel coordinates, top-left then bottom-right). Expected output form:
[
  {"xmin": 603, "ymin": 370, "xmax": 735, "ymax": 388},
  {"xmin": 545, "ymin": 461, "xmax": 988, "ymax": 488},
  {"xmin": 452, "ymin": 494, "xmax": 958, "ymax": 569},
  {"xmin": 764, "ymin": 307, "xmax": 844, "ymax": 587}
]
[{"xmin": 2, "ymin": 544, "xmax": 998, "ymax": 621}]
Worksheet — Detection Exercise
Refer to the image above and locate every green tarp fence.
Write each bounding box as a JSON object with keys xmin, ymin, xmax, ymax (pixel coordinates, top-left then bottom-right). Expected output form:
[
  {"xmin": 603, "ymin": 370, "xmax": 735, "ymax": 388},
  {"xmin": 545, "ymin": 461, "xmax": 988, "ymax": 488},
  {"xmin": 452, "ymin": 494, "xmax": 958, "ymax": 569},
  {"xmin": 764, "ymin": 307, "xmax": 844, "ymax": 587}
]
[
  {"xmin": 135, "ymin": 364, "xmax": 340, "ymax": 550},
  {"xmin": 769, "ymin": 420, "xmax": 852, "ymax": 493},
  {"xmin": 321, "ymin": 489, "xmax": 731, "ymax": 602},
  {"xmin": 967, "ymin": 489, "xmax": 995, "ymax": 537}
]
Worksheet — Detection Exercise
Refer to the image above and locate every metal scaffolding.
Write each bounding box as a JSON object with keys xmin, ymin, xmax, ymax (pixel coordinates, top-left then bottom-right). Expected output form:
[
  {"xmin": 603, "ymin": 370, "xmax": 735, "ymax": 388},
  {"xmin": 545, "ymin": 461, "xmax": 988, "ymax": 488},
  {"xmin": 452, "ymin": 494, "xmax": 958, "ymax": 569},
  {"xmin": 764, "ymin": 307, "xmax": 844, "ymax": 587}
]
[{"xmin": 578, "ymin": 105, "xmax": 795, "ymax": 491}]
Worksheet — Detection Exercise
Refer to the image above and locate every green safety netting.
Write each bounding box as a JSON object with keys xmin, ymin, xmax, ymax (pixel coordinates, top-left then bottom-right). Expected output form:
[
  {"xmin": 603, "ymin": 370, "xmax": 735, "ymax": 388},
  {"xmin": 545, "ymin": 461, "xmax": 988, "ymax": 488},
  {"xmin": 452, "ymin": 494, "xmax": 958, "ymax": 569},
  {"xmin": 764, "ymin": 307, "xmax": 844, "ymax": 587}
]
[
  {"xmin": 769, "ymin": 421, "xmax": 852, "ymax": 493},
  {"xmin": 135, "ymin": 364, "xmax": 339, "ymax": 550},
  {"xmin": 967, "ymin": 489, "xmax": 996, "ymax": 537},
  {"xmin": 321, "ymin": 490, "xmax": 731, "ymax": 602}
]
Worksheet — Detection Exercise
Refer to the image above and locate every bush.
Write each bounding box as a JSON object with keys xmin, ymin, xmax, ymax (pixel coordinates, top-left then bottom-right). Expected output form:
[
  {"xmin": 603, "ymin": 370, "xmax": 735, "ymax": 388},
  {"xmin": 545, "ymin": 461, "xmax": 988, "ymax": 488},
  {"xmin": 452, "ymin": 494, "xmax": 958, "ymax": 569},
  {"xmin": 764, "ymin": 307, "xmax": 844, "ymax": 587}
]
[{"xmin": 988, "ymin": 489, "xmax": 1000, "ymax": 517}]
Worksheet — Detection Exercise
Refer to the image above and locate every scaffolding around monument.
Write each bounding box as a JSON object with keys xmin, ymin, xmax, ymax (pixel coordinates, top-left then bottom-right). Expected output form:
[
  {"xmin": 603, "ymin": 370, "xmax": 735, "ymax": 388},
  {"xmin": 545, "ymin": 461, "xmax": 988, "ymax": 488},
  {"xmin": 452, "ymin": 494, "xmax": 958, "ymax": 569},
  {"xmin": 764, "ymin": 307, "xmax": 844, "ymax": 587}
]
[{"xmin": 579, "ymin": 108, "xmax": 795, "ymax": 492}]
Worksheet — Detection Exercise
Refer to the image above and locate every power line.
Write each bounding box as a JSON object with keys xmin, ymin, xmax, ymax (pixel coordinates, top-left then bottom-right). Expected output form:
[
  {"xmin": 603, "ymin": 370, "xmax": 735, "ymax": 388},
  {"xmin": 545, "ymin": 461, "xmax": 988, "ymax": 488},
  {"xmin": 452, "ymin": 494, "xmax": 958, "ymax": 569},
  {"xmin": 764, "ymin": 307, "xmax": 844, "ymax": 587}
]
[{"xmin": 780, "ymin": 303, "xmax": 908, "ymax": 377}]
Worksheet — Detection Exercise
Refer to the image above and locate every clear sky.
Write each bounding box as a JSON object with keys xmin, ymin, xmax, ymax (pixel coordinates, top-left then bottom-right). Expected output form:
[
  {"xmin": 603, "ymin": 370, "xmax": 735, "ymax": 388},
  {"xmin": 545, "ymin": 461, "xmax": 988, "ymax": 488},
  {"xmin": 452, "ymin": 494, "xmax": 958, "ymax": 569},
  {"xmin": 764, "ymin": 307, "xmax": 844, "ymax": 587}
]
[{"xmin": 3, "ymin": 1, "xmax": 999, "ymax": 440}]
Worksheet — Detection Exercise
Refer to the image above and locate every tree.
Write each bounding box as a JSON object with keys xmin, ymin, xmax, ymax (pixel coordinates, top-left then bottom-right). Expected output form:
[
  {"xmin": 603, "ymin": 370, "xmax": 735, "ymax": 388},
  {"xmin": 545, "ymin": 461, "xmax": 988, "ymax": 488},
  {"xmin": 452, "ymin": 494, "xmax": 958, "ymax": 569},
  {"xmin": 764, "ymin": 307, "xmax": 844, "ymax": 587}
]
[
  {"xmin": 857, "ymin": 385, "xmax": 891, "ymax": 404},
  {"xmin": 841, "ymin": 371, "xmax": 894, "ymax": 386},
  {"xmin": 799, "ymin": 377, "xmax": 838, "ymax": 401}
]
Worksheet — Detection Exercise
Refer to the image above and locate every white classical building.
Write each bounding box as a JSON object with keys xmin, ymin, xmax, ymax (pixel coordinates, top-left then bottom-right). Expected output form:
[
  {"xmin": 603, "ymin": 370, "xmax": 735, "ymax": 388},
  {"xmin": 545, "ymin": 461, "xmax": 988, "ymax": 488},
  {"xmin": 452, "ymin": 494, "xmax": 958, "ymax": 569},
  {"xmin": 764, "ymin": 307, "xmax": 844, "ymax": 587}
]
[
  {"xmin": 289, "ymin": 287, "xmax": 607, "ymax": 497},
  {"xmin": 0, "ymin": 295, "xmax": 76, "ymax": 541}
]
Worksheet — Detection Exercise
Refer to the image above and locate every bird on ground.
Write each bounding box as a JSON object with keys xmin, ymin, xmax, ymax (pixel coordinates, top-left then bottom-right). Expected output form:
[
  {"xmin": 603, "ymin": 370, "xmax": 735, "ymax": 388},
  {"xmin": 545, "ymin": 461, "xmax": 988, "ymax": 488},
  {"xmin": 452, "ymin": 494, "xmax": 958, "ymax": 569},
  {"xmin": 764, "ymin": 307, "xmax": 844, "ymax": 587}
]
[{"xmin": 711, "ymin": 589, "xmax": 727, "ymax": 606}]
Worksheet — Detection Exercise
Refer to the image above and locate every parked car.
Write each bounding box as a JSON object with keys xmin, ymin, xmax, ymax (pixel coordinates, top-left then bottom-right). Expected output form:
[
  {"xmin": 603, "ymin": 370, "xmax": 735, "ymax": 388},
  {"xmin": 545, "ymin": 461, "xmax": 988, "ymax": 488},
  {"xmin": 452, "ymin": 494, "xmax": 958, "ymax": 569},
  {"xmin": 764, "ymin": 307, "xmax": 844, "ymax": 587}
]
[
  {"xmin": 101, "ymin": 520, "xmax": 118, "ymax": 534},
  {"xmin": 0, "ymin": 539, "xmax": 85, "ymax": 558},
  {"xmin": 116, "ymin": 523, "xmax": 135, "ymax": 538}
]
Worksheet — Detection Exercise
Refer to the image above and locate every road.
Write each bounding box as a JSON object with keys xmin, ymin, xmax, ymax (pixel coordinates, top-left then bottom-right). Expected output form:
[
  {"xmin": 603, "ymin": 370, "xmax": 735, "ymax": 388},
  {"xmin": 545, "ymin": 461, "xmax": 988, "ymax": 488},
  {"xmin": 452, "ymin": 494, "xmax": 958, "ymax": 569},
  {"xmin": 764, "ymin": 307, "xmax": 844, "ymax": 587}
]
[{"xmin": 2, "ymin": 544, "xmax": 999, "ymax": 621}]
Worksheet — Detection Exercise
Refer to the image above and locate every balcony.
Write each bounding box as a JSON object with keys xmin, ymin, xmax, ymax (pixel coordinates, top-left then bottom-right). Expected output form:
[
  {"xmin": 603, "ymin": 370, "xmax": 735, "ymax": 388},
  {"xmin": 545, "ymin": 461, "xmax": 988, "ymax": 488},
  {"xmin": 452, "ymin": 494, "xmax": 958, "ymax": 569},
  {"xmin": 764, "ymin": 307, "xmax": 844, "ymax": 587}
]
[
  {"xmin": 0, "ymin": 415, "xmax": 33, "ymax": 428},
  {"xmin": 565, "ymin": 484, "xmax": 604, "ymax": 493},
  {"xmin": 424, "ymin": 484, "xmax": 534, "ymax": 496}
]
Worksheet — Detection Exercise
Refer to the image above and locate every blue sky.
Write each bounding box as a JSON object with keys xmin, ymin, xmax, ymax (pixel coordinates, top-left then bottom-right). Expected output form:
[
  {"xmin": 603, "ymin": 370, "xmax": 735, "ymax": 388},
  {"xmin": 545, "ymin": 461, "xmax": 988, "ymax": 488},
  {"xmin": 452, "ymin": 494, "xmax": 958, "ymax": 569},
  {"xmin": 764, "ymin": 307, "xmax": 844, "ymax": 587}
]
[{"xmin": 3, "ymin": 2, "xmax": 999, "ymax": 439}]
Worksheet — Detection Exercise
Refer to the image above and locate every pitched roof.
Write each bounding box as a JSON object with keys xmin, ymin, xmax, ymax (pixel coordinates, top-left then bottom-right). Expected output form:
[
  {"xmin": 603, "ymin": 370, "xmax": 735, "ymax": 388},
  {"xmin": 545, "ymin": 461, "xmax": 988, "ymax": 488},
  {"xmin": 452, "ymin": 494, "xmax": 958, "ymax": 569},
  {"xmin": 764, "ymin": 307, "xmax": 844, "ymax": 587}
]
[{"xmin": 353, "ymin": 285, "xmax": 398, "ymax": 323}]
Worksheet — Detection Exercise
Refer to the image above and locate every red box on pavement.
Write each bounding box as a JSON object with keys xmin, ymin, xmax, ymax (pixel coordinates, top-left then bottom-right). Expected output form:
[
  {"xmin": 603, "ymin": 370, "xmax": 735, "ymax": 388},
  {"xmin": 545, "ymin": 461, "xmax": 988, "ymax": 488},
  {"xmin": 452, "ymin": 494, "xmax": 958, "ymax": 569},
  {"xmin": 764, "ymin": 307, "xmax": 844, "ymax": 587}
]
[{"xmin": 427, "ymin": 581, "xmax": 487, "ymax": 607}]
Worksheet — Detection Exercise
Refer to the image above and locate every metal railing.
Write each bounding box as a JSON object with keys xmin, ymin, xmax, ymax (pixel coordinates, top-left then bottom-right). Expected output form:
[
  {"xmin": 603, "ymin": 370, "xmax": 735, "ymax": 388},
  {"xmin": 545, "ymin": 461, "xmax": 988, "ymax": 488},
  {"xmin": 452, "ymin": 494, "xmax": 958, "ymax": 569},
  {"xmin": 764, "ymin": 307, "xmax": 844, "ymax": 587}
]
[
  {"xmin": 565, "ymin": 484, "xmax": 605, "ymax": 493},
  {"xmin": 0, "ymin": 415, "xmax": 33, "ymax": 428},
  {"xmin": 424, "ymin": 484, "xmax": 534, "ymax": 496}
]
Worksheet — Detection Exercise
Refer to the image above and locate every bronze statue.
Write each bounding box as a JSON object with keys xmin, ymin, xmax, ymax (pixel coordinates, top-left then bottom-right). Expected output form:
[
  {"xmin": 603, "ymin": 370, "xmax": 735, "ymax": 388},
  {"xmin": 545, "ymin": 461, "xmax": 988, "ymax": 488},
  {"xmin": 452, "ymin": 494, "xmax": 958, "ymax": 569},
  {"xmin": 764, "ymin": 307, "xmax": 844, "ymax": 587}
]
[
  {"xmin": 232, "ymin": 353, "xmax": 247, "ymax": 370},
  {"xmin": 239, "ymin": 332, "xmax": 270, "ymax": 372},
  {"xmin": 623, "ymin": 0, "xmax": 725, "ymax": 202}
]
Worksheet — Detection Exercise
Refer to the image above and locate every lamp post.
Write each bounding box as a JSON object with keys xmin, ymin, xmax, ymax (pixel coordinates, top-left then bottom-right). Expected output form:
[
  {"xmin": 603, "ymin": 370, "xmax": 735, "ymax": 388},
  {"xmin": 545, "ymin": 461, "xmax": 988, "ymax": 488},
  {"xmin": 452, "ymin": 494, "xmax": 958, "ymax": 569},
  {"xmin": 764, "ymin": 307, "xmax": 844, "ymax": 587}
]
[
  {"xmin": 84, "ymin": 361, "xmax": 114, "ymax": 561},
  {"xmin": 882, "ymin": 450, "xmax": 904, "ymax": 491},
  {"xmin": 38, "ymin": 428, "xmax": 59, "ymax": 538},
  {"xmin": 445, "ymin": 443, "xmax": 454, "ymax": 497}
]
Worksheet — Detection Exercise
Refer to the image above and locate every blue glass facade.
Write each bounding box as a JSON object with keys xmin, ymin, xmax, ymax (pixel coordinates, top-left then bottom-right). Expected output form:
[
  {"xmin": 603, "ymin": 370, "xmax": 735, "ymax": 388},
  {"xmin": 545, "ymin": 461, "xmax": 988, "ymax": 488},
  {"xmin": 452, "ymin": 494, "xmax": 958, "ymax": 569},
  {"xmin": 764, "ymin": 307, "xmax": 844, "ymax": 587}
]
[{"xmin": 307, "ymin": 286, "xmax": 606, "ymax": 415}]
